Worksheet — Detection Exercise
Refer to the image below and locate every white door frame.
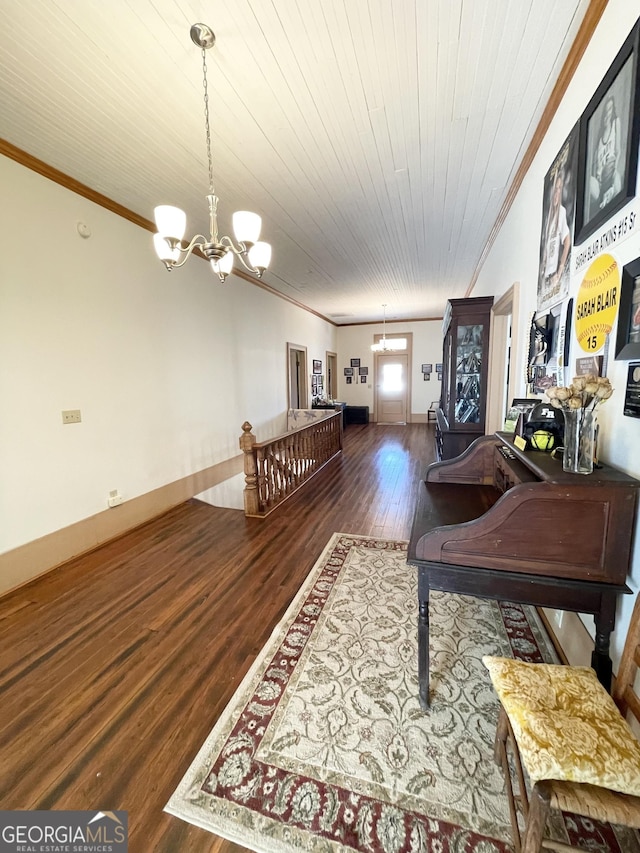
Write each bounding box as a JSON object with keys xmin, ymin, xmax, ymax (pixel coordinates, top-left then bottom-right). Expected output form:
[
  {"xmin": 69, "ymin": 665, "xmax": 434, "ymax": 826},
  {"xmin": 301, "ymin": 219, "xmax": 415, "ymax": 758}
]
[
  {"xmin": 374, "ymin": 352, "xmax": 409, "ymax": 424},
  {"xmin": 287, "ymin": 343, "xmax": 308, "ymax": 409},
  {"xmin": 325, "ymin": 350, "xmax": 337, "ymax": 399},
  {"xmin": 486, "ymin": 283, "xmax": 521, "ymax": 435},
  {"xmin": 372, "ymin": 332, "xmax": 413, "ymax": 422}
]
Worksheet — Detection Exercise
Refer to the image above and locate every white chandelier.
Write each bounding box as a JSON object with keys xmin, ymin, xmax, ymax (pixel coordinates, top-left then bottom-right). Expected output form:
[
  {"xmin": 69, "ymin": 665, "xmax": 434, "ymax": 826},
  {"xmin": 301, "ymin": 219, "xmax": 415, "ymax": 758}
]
[
  {"xmin": 371, "ymin": 304, "xmax": 404, "ymax": 351},
  {"xmin": 152, "ymin": 24, "xmax": 271, "ymax": 283}
]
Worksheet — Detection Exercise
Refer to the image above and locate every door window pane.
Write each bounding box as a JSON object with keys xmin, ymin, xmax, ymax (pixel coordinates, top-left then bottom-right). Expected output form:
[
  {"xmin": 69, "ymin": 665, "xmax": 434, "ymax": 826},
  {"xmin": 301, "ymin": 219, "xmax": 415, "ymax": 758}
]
[{"xmin": 382, "ymin": 363, "xmax": 402, "ymax": 393}]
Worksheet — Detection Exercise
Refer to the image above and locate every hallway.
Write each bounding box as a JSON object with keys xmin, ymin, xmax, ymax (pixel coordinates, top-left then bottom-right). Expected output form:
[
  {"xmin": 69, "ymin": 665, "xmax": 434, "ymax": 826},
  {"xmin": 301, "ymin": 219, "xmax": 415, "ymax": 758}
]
[{"xmin": 0, "ymin": 423, "xmax": 434, "ymax": 852}]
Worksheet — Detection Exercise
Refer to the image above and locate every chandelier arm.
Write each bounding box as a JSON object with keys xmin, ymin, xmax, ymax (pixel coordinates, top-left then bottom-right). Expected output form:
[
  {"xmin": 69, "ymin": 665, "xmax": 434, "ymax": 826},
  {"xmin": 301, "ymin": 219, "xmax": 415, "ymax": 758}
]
[
  {"xmin": 166, "ymin": 235, "xmax": 210, "ymax": 269},
  {"xmin": 235, "ymin": 252, "xmax": 262, "ymax": 275},
  {"xmin": 219, "ymin": 234, "xmax": 248, "ymax": 256}
]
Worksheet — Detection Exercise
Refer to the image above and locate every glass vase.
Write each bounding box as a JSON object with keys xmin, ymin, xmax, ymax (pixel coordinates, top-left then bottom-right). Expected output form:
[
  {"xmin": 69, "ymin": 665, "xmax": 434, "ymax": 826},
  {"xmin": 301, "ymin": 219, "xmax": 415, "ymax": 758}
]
[{"xmin": 562, "ymin": 408, "xmax": 595, "ymax": 474}]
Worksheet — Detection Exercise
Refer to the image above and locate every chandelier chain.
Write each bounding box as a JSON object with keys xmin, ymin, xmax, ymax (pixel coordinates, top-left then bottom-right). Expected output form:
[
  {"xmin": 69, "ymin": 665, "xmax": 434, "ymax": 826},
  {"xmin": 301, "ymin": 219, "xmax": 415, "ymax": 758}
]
[{"xmin": 201, "ymin": 46, "xmax": 215, "ymax": 196}]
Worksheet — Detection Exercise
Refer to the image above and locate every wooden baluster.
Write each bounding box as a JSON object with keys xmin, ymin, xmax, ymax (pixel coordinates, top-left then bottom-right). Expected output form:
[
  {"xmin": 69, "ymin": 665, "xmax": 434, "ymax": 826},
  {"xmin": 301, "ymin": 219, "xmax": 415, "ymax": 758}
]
[{"xmin": 256, "ymin": 450, "xmax": 265, "ymax": 511}]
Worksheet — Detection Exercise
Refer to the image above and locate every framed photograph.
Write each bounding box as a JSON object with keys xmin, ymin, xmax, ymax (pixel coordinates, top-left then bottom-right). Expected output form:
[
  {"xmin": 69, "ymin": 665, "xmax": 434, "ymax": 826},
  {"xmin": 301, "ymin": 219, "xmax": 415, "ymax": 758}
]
[
  {"xmin": 575, "ymin": 19, "xmax": 640, "ymax": 244},
  {"xmin": 537, "ymin": 126, "xmax": 578, "ymax": 312},
  {"xmin": 436, "ymin": 363, "xmax": 443, "ymax": 372},
  {"xmin": 423, "ymin": 373, "xmax": 430, "ymax": 381},
  {"xmin": 615, "ymin": 256, "xmax": 640, "ymax": 360},
  {"xmin": 360, "ymin": 374, "xmax": 367, "ymax": 383},
  {"xmin": 350, "ymin": 358, "xmax": 361, "ymax": 368},
  {"xmin": 576, "ymin": 355, "xmax": 604, "ymax": 376},
  {"xmin": 346, "ymin": 375, "xmax": 353, "ymax": 385},
  {"xmin": 344, "ymin": 367, "xmax": 354, "ymax": 376},
  {"xmin": 421, "ymin": 363, "xmax": 433, "ymax": 373},
  {"xmin": 623, "ymin": 363, "xmax": 640, "ymax": 418},
  {"xmin": 437, "ymin": 372, "xmax": 442, "ymax": 381},
  {"xmin": 359, "ymin": 366, "xmax": 368, "ymax": 376},
  {"xmin": 312, "ymin": 359, "xmax": 322, "ymax": 374}
]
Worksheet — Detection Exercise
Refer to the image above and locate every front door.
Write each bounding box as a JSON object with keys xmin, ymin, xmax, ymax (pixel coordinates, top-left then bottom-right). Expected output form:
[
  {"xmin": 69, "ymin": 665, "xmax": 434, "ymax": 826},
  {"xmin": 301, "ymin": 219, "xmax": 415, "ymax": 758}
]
[{"xmin": 375, "ymin": 354, "xmax": 408, "ymax": 424}]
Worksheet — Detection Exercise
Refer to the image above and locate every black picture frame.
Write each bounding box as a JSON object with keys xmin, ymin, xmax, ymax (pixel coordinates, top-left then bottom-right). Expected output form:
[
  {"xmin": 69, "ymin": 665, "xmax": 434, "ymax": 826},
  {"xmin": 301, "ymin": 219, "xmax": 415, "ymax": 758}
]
[
  {"xmin": 574, "ymin": 19, "xmax": 640, "ymax": 245},
  {"xmin": 623, "ymin": 362, "xmax": 640, "ymax": 418},
  {"xmin": 344, "ymin": 367, "xmax": 354, "ymax": 376},
  {"xmin": 312, "ymin": 359, "xmax": 322, "ymax": 374},
  {"xmin": 358, "ymin": 366, "xmax": 368, "ymax": 376},
  {"xmin": 615, "ymin": 256, "xmax": 640, "ymax": 360},
  {"xmin": 350, "ymin": 358, "xmax": 361, "ymax": 368},
  {"xmin": 537, "ymin": 126, "xmax": 578, "ymax": 312}
]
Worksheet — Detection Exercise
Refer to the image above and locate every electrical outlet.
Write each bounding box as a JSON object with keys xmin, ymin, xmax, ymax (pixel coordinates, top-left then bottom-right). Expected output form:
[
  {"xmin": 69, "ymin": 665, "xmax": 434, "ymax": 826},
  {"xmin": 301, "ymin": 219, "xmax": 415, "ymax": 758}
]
[
  {"xmin": 62, "ymin": 409, "xmax": 81, "ymax": 424},
  {"xmin": 108, "ymin": 490, "xmax": 123, "ymax": 508}
]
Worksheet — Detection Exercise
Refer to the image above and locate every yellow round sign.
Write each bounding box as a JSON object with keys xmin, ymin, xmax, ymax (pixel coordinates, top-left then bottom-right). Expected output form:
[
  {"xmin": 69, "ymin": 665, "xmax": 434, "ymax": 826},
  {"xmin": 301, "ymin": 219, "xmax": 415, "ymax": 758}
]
[{"xmin": 575, "ymin": 253, "xmax": 620, "ymax": 353}]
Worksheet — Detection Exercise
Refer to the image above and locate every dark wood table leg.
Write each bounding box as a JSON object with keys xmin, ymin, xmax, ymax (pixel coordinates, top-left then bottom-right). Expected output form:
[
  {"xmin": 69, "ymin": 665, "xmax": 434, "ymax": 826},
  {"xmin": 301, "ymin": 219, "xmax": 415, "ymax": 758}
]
[
  {"xmin": 418, "ymin": 580, "xmax": 430, "ymax": 710},
  {"xmin": 591, "ymin": 591, "xmax": 616, "ymax": 691}
]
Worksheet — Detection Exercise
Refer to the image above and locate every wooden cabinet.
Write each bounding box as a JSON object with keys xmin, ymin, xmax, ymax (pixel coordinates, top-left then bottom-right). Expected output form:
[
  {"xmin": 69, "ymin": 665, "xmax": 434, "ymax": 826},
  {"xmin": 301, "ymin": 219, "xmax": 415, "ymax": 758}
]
[{"xmin": 436, "ymin": 296, "xmax": 493, "ymax": 460}]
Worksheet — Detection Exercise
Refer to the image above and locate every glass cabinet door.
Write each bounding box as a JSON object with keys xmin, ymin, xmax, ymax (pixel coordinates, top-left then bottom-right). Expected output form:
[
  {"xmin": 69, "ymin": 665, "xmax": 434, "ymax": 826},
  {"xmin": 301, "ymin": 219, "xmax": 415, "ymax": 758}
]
[
  {"xmin": 442, "ymin": 332, "xmax": 452, "ymax": 415},
  {"xmin": 453, "ymin": 323, "xmax": 484, "ymax": 424}
]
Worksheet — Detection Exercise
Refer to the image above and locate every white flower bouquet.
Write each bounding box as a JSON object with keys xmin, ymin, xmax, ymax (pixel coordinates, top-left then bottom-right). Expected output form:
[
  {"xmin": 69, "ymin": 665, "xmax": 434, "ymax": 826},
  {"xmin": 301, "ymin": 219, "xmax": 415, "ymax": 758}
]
[{"xmin": 545, "ymin": 375, "xmax": 613, "ymax": 473}]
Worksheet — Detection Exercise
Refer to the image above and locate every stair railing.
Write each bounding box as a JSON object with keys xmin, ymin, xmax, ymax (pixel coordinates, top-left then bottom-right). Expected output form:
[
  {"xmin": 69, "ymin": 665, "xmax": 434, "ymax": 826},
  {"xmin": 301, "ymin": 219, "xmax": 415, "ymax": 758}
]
[{"xmin": 239, "ymin": 412, "xmax": 342, "ymax": 517}]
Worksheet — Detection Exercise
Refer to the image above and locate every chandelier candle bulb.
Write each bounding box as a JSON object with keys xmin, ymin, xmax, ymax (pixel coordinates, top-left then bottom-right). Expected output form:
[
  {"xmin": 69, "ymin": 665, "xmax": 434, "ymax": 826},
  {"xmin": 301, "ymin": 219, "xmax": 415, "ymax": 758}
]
[
  {"xmin": 232, "ymin": 211, "xmax": 262, "ymax": 245},
  {"xmin": 154, "ymin": 205, "xmax": 186, "ymax": 243}
]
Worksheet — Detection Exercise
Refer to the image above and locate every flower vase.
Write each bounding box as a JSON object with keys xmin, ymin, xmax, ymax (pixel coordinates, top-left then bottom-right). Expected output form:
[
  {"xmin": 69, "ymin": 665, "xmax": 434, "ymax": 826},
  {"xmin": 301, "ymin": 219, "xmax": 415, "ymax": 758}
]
[{"xmin": 562, "ymin": 408, "xmax": 595, "ymax": 474}]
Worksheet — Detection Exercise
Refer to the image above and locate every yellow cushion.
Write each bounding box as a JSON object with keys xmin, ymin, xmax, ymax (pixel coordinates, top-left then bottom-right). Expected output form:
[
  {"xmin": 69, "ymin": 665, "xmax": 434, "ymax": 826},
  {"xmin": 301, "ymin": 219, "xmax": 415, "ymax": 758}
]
[{"xmin": 483, "ymin": 656, "xmax": 640, "ymax": 797}]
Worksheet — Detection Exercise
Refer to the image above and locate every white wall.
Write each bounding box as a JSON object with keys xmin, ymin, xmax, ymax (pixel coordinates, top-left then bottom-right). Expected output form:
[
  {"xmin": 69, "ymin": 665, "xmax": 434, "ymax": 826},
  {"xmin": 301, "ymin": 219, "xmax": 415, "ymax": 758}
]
[
  {"xmin": 336, "ymin": 320, "xmax": 443, "ymax": 419},
  {"xmin": 0, "ymin": 154, "xmax": 336, "ymax": 559},
  {"xmin": 474, "ymin": 0, "xmax": 640, "ymax": 666}
]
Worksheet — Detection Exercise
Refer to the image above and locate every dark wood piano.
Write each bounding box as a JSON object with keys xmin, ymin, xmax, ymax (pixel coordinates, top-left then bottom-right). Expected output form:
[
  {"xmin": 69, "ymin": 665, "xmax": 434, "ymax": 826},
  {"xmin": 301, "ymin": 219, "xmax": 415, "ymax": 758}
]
[{"xmin": 407, "ymin": 432, "xmax": 639, "ymax": 710}]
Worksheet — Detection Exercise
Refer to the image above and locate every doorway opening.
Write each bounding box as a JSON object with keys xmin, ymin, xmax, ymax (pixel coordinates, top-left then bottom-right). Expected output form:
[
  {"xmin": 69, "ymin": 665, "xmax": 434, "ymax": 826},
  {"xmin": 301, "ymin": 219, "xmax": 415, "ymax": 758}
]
[
  {"xmin": 287, "ymin": 343, "xmax": 308, "ymax": 409},
  {"xmin": 374, "ymin": 352, "xmax": 409, "ymax": 424},
  {"xmin": 486, "ymin": 283, "xmax": 520, "ymax": 434},
  {"xmin": 326, "ymin": 351, "xmax": 337, "ymax": 399}
]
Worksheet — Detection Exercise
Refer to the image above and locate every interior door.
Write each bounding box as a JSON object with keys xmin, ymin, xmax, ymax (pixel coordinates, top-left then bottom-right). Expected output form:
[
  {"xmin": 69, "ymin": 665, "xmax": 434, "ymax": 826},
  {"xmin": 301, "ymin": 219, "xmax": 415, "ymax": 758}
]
[{"xmin": 375, "ymin": 354, "xmax": 408, "ymax": 423}]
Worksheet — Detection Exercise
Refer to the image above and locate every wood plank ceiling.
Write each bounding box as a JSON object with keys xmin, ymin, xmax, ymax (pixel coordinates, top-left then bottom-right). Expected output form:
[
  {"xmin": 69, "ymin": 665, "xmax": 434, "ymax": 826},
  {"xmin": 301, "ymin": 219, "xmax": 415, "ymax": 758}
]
[{"xmin": 0, "ymin": 0, "xmax": 594, "ymax": 323}]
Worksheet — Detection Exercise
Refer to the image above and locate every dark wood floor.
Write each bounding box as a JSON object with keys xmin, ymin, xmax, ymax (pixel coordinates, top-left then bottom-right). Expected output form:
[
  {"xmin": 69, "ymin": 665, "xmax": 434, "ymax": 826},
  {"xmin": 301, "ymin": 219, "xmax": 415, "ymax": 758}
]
[{"xmin": 0, "ymin": 423, "xmax": 434, "ymax": 852}]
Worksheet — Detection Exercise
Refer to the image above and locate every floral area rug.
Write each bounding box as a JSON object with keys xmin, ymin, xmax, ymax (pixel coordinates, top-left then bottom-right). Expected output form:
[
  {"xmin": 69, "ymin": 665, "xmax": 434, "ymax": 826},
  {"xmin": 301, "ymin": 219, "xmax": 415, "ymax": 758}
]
[{"xmin": 165, "ymin": 533, "xmax": 638, "ymax": 853}]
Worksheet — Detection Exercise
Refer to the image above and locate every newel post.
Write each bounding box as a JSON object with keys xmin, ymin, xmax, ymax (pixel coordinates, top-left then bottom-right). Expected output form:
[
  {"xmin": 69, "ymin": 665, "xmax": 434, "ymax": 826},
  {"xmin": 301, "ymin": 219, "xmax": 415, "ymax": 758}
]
[{"xmin": 239, "ymin": 421, "xmax": 259, "ymax": 516}]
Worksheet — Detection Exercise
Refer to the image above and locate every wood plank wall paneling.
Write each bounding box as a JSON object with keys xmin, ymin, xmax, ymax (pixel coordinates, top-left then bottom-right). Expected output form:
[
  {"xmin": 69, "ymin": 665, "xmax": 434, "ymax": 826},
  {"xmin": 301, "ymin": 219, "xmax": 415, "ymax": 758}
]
[
  {"xmin": 0, "ymin": 454, "xmax": 244, "ymax": 597},
  {"xmin": 0, "ymin": 423, "xmax": 433, "ymax": 853}
]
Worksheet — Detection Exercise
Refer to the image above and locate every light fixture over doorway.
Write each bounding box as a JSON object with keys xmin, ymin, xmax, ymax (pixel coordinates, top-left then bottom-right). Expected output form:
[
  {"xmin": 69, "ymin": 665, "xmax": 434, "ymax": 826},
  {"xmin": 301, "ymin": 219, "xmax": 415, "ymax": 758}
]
[
  {"xmin": 152, "ymin": 23, "xmax": 272, "ymax": 282},
  {"xmin": 371, "ymin": 304, "xmax": 404, "ymax": 351}
]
